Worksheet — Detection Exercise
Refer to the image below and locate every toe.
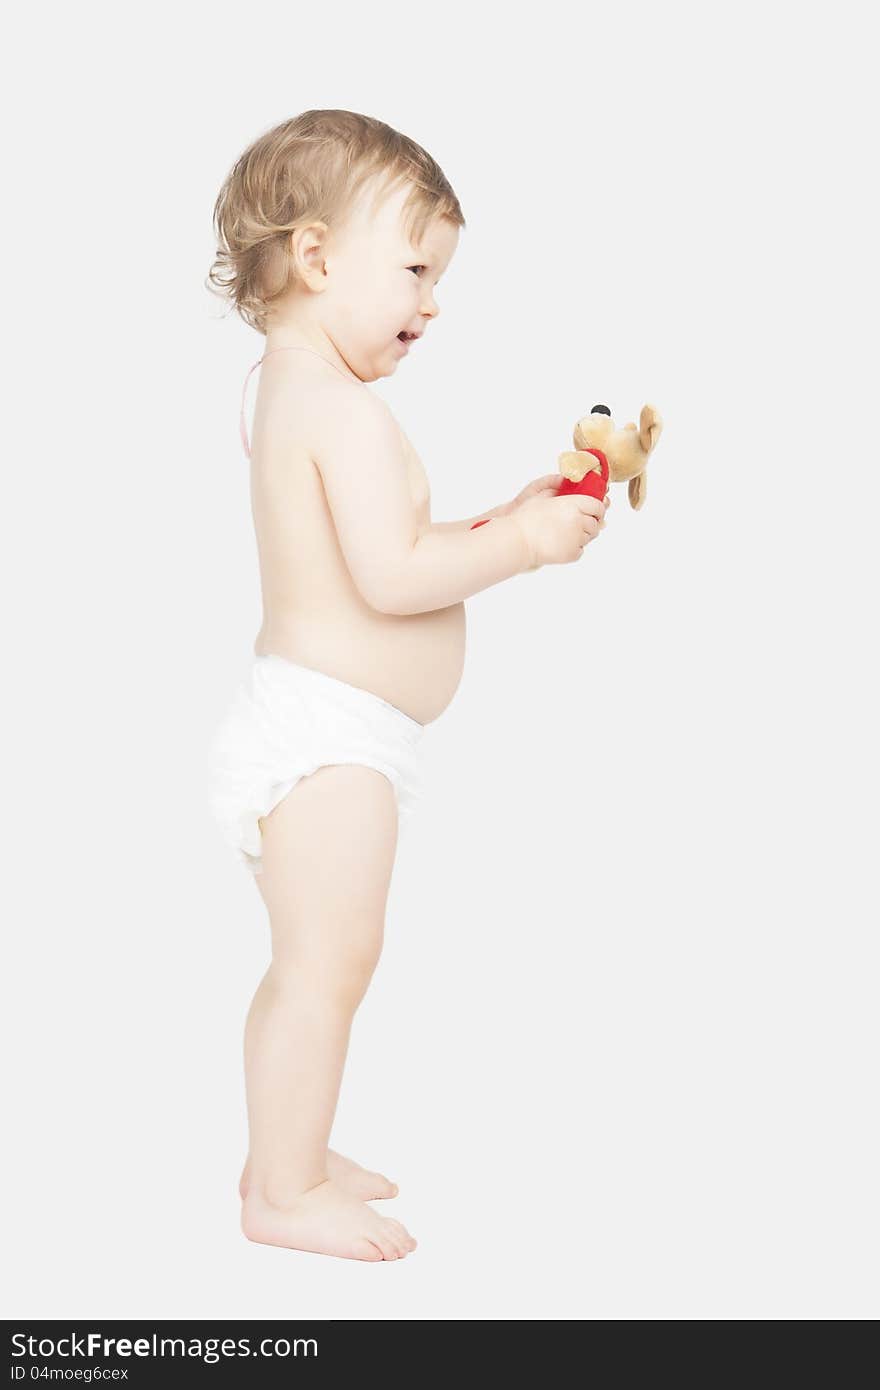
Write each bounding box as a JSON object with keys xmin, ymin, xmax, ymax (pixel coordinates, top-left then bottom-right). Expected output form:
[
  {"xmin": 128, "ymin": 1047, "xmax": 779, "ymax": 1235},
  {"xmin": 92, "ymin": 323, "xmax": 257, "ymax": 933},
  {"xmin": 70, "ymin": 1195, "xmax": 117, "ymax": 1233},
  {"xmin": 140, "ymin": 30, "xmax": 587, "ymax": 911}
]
[
  {"xmin": 373, "ymin": 1225, "xmax": 403, "ymax": 1260},
  {"xmin": 352, "ymin": 1238, "xmax": 384, "ymax": 1261},
  {"xmin": 387, "ymin": 1218, "xmax": 415, "ymax": 1246},
  {"xmin": 376, "ymin": 1175, "xmax": 398, "ymax": 1197}
]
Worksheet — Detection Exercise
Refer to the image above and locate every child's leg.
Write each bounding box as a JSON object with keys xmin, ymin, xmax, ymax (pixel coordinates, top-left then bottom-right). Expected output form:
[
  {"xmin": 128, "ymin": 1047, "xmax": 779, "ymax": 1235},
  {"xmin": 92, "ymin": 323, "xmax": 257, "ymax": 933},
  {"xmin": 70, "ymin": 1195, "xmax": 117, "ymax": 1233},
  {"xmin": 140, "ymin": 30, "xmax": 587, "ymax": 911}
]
[
  {"xmin": 239, "ymin": 762, "xmax": 417, "ymax": 1260},
  {"xmin": 238, "ymin": 907, "xmax": 399, "ymax": 1203}
]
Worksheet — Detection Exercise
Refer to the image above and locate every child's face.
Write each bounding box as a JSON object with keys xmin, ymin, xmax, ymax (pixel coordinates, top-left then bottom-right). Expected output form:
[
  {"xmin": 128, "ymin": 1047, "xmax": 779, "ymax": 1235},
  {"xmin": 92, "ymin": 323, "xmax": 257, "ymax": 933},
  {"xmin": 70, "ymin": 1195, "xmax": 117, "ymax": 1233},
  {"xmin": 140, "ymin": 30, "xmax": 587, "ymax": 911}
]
[{"xmin": 319, "ymin": 178, "xmax": 460, "ymax": 380}]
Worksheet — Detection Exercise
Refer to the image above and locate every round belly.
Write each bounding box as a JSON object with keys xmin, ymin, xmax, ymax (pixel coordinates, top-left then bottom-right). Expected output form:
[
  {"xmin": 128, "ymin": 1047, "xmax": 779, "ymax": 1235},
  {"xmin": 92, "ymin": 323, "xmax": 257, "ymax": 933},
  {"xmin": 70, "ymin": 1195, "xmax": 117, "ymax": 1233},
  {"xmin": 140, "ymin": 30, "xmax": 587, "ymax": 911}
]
[{"xmin": 255, "ymin": 602, "xmax": 466, "ymax": 726}]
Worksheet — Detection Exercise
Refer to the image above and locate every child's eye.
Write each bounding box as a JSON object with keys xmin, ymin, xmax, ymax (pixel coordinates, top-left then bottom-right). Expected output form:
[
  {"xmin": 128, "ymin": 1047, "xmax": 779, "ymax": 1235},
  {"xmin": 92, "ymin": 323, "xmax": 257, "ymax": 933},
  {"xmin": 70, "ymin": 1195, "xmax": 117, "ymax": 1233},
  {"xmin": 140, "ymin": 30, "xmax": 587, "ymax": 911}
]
[{"xmin": 407, "ymin": 265, "xmax": 426, "ymax": 276}]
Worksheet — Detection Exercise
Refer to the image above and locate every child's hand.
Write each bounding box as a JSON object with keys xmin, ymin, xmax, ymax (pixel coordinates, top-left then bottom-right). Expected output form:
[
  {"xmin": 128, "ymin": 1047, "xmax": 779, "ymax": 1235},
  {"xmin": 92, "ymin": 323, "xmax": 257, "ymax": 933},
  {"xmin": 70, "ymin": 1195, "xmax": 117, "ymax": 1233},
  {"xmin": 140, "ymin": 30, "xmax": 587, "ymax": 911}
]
[
  {"xmin": 514, "ymin": 493, "xmax": 607, "ymax": 569},
  {"xmin": 504, "ymin": 473, "xmax": 566, "ymax": 512},
  {"xmin": 504, "ymin": 474, "xmax": 611, "ymax": 514}
]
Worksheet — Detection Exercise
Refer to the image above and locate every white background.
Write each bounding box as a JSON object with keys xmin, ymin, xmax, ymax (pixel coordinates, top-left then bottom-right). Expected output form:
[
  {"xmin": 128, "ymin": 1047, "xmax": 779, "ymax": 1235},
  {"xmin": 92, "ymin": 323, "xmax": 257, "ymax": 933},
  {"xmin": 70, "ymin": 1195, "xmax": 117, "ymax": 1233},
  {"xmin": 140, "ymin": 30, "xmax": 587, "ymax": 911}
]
[{"xmin": 4, "ymin": 0, "xmax": 877, "ymax": 1320}]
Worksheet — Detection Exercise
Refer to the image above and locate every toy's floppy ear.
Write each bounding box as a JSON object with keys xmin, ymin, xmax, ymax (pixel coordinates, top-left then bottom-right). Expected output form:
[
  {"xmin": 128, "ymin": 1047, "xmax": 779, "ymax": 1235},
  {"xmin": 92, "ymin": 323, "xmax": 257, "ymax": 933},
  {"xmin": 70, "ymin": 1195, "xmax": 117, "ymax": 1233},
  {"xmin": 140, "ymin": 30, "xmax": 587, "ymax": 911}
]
[
  {"xmin": 628, "ymin": 472, "xmax": 647, "ymax": 510},
  {"xmin": 639, "ymin": 404, "xmax": 663, "ymax": 453}
]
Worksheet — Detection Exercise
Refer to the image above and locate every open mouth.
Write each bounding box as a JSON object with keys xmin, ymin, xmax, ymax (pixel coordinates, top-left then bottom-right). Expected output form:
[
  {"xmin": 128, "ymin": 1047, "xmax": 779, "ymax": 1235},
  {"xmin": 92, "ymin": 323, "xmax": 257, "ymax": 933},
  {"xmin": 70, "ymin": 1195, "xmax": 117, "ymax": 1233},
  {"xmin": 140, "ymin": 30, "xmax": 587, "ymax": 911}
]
[{"xmin": 397, "ymin": 331, "xmax": 417, "ymax": 342}]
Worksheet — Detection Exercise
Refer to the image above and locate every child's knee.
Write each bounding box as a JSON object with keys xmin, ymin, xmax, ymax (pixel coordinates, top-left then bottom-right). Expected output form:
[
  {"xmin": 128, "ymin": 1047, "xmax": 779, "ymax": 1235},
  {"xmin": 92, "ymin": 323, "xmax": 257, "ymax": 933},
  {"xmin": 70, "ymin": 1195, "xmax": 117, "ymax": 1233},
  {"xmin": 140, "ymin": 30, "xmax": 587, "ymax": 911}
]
[
  {"xmin": 270, "ymin": 936, "xmax": 383, "ymax": 1010},
  {"xmin": 324, "ymin": 939, "xmax": 383, "ymax": 1009}
]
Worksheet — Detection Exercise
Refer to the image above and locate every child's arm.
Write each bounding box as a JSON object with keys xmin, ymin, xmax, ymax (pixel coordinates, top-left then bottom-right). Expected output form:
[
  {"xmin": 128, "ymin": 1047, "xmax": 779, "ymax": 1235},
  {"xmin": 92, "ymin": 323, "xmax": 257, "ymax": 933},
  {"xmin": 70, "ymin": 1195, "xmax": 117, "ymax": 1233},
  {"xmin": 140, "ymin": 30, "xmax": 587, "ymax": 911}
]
[
  {"xmin": 426, "ymin": 474, "xmax": 566, "ymax": 533},
  {"xmin": 385, "ymin": 517, "xmax": 532, "ymax": 613},
  {"xmin": 428, "ymin": 505, "xmax": 510, "ymax": 533},
  {"xmin": 313, "ymin": 387, "xmax": 533, "ymax": 616}
]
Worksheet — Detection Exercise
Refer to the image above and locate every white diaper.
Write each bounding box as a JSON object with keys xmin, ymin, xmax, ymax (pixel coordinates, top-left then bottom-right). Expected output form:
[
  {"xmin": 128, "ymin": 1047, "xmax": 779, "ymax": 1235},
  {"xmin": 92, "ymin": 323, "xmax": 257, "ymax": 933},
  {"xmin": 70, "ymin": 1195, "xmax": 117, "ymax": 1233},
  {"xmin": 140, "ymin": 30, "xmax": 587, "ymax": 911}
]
[{"xmin": 208, "ymin": 654, "xmax": 426, "ymax": 875}]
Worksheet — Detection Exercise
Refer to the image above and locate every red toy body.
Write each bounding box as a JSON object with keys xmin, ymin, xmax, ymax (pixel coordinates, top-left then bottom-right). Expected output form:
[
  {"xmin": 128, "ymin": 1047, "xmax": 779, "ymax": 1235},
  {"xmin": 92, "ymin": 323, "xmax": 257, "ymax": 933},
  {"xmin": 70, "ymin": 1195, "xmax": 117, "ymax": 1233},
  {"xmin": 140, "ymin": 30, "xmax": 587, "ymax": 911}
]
[{"xmin": 469, "ymin": 448, "xmax": 609, "ymax": 529}]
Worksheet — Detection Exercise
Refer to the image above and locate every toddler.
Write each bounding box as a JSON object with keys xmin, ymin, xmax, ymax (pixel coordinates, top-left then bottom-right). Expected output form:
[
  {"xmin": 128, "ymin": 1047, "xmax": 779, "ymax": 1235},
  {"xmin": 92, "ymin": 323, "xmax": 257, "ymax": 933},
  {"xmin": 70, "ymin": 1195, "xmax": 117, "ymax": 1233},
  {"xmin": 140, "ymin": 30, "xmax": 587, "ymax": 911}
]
[{"xmin": 206, "ymin": 110, "xmax": 608, "ymax": 1261}]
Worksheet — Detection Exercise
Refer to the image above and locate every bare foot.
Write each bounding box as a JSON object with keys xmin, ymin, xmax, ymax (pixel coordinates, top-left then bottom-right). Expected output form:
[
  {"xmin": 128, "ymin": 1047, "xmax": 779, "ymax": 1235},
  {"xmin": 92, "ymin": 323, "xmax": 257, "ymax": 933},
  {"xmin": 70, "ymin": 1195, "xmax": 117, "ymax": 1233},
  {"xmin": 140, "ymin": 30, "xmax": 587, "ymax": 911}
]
[
  {"xmin": 241, "ymin": 1178, "xmax": 417, "ymax": 1261},
  {"xmin": 239, "ymin": 1150, "xmax": 398, "ymax": 1203}
]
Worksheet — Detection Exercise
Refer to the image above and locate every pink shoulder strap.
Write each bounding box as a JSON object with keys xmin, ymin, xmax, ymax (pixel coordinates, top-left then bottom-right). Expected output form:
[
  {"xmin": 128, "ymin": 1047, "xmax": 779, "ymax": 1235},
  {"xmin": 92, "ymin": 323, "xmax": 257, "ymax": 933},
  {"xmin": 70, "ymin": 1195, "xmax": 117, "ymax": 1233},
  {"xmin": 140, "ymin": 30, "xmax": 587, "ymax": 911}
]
[{"xmin": 239, "ymin": 356, "xmax": 266, "ymax": 459}]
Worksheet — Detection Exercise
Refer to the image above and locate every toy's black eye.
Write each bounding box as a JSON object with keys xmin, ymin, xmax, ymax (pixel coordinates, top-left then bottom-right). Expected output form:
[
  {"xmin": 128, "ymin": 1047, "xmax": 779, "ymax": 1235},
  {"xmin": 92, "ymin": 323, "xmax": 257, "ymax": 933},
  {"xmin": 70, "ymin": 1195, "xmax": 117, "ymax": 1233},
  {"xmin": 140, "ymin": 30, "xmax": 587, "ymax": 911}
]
[{"xmin": 591, "ymin": 403, "xmax": 611, "ymax": 416}]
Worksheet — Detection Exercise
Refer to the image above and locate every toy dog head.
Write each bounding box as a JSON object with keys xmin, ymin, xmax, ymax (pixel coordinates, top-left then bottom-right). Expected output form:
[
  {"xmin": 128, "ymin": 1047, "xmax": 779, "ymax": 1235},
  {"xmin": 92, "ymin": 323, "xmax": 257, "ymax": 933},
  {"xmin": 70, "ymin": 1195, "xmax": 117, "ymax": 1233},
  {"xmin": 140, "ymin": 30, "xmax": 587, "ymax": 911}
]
[{"xmin": 567, "ymin": 403, "xmax": 663, "ymax": 510}]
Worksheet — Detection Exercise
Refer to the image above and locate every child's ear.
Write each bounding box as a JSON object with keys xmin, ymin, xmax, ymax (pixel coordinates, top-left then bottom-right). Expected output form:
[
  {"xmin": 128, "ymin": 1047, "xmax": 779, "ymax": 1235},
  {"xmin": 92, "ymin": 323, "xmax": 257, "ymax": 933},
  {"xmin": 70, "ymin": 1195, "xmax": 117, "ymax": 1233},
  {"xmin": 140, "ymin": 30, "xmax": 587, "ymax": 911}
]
[{"xmin": 628, "ymin": 471, "xmax": 647, "ymax": 509}]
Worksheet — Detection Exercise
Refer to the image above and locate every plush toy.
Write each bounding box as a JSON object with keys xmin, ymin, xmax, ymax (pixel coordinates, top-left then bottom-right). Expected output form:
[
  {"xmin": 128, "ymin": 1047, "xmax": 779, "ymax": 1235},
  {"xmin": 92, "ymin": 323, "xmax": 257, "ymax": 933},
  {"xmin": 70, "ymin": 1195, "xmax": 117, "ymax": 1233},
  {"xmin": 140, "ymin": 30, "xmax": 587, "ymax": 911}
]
[
  {"xmin": 470, "ymin": 402, "xmax": 663, "ymax": 529},
  {"xmin": 556, "ymin": 402, "xmax": 663, "ymax": 517}
]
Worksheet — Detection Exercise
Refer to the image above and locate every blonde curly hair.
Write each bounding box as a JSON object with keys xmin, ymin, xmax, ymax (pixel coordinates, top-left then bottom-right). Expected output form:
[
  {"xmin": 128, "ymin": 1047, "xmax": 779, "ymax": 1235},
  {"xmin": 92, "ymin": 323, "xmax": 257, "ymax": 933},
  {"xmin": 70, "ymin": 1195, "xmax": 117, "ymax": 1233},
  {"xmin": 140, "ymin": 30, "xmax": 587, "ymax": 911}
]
[{"xmin": 206, "ymin": 109, "xmax": 466, "ymax": 335}]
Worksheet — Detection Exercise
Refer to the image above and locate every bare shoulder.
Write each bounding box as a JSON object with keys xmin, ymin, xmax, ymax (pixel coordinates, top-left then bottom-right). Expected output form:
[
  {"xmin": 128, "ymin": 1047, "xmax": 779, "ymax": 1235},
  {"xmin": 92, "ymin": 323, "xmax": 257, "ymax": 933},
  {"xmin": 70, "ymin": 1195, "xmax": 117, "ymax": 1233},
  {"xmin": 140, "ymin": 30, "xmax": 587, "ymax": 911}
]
[
  {"xmin": 297, "ymin": 373, "xmax": 428, "ymax": 515},
  {"xmin": 305, "ymin": 375, "xmax": 403, "ymax": 456}
]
